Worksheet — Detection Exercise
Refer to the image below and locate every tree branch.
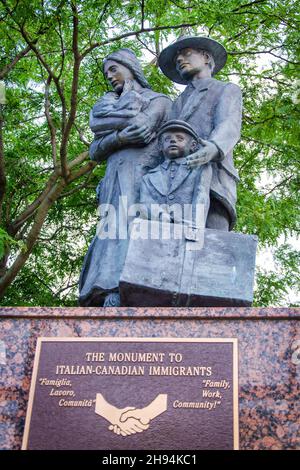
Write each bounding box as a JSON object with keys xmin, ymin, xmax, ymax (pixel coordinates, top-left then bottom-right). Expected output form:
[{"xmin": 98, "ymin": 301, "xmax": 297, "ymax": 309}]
[
  {"xmin": 229, "ymin": 46, "xmax": 300, "ymax": 65},
  {"xmin": 242, "ymin": 135, "xmax": 299, "ymax": 152},
  {"xmin": 9, "ymin": 150, "xmax": 89, "ymax": 235},
  {"xmin": 99, "ymin": 0, "xmax": 113, "ymax": 24},
  {"xmin": 263, "ymin": 175, "xmax": 295, "ymax": 196},
  {"xmin": 227, "ymin": 19, "xmax": 267, "ymax": 43},
  {"xmin": 30, "ymin": 271, "xmax": 58, "ymax": 297},
  {"xmin": 9, "ymin": 172, "xmax": 59, "ymax": 235},
  {"xmin": 0, "ymin": 149, "xmax": 96, "ymax": 297},
  {"xmin": 267, "ymin": 51, "xmax": 299, "ymax": 66},
  {"xmin": 136, "ymin": 34, "xmax": 157, "ymax": 57},
  {"xmin": 141, "ymin": 0, "xmax": 145, "ymax": 29},
  {"xmin": 56, "ymin": 281, "xmax": 78, "ymax": 296},
  {"xmin": 231, "ymin": 0, "xmax": 267, "ymax": 12},
  {"xmin": 74, "ymin": 122, "xmax": 90, "ymax": 147},
  {"xmin": 81, "ymin": 22, "xmax": 198, "ymax": 58},
  {"xmin": 59, "ymin": 1, "xmax": 81, "ymax": 181},
  {"xmin": 58, "ymin": 172, "xmax": 93, "ymax": 200},
  {"xmin": 12, "ymin": 22, "xmax": 68, "ymax": 130},
  {"xmin": 44, "ymin": 76, "xmax": 57, "ymax": 167},
  {"xmin": 0, "ymin": 44, "xmax": 31, "ymax": 79},
  {"xmin": 244, "ymin": 113, "xmax": 286, "ymax": 125},
  {"xmin": 169, "ymin": 0, "xmax": 197, "ymax": 10},
  {"xmin": 0, "ymin": 105, "xmax": 5, "ymax": 225},
  {"xmin": 224, "ymin": 72, "xmax": 289, "ymax": 86},
  {"xmin": 0, "ymin": 179, "xmax": 66, "ymax": 298},
  {"xmin": 56, "ymin": 17, "xmax": 65, "ymax": 80},
  {"xmin": 68, "ymin": 160, "xmax": 96, "ymax": 183},
  {"xmin": 68, "ymin": 151, "xmax": 89, "ymax": 169}
]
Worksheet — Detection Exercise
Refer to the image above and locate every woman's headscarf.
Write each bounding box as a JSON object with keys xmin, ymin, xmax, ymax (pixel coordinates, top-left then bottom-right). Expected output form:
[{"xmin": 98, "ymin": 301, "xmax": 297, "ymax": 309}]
[{"xmin": 102, "ymin": 48, "xmax": 151, "ymax": 89}]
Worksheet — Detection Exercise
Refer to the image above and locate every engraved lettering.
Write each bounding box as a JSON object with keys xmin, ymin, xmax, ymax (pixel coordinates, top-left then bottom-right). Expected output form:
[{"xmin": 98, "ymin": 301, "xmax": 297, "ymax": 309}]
[
  {"xmin": 149, "ymin": 365, "xmax": 211, "ymax": 376},
  {"xmin": 173, "ymin": 400, "xmax": 221, "ymax": 410},
  {"xmin": 203, "ymin": 379, "xmax": 230, "ymax": 389},
  {"xmin": 58, "ymin": 399, "xmax": 93, "ymax": 407},
  {"xmin": 108, "ymin": 352, "xmax": 165, "ymax": 362},
  {"xmin": 39, "ymin": 378, "xmax": 72, "ymax": 387},
  {"xmin": 85, "ymin": 352, "xmax": 105, "ymax": 362},
  {"xmin": 49, "ymin": 389, "xmax": 75, "ymax": 397}
]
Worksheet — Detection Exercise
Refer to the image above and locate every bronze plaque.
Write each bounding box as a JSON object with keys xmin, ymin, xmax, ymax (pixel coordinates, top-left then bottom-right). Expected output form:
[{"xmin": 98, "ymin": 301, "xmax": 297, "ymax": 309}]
[{"xmin": 22, "ymin": 338, "xmax": 239, "ymax": 450}]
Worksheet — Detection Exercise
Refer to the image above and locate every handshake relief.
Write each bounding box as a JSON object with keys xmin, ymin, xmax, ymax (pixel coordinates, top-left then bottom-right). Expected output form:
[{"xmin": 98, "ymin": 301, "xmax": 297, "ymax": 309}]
[{"xmin": 95, "ymin": 393, "xmax": 168, "ymax": 436}]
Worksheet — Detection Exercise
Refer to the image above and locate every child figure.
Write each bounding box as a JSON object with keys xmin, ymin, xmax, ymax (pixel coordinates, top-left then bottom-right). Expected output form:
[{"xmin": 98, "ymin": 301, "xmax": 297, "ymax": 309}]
[{"xmin": 140, "ymin": 120, "xmax": 212, "ymax": 228}]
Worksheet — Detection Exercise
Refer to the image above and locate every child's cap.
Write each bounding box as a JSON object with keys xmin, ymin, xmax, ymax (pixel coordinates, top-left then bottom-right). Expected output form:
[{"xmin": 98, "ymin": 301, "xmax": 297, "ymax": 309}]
[{"xmin": 157, "ymin": 119, "xmax": 199, "ymax": 141}]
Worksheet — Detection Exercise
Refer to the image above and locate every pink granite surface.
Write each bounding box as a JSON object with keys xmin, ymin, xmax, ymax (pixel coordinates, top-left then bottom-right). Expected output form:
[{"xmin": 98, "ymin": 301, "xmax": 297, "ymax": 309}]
[{"xmin": 0, "ymin": 307, "xmax": 299, "ymax": 450}]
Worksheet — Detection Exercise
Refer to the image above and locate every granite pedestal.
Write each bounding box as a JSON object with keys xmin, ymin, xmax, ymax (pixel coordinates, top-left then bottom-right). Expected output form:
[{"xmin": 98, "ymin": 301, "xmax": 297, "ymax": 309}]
[{"xmin": 0, "ymin": 307, "xmax": 299, "ymax": 450}]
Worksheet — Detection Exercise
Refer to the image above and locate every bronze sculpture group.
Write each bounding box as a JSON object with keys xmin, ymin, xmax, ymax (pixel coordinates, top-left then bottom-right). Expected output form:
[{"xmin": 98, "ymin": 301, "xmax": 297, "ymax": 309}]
[{"xmin": 79, "ymin": 36, "xmax": 243, "ymax": 307}]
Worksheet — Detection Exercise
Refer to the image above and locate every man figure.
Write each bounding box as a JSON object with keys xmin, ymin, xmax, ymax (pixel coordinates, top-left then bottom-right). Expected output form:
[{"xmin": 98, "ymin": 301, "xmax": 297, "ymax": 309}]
[
  {"xmin": 140, "ymin": 119, "xmax": 210, "ymax": 226},
  {"xmin": 158, "ymin": 36, "xmax": 242, "ymax": 230}
]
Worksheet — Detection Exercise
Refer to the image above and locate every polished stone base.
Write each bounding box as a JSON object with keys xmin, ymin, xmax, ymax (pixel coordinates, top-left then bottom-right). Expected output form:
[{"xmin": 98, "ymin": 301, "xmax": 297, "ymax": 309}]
[{"xmin": 0, "ymin": 307, "xmax": 299, "ymax": 450}]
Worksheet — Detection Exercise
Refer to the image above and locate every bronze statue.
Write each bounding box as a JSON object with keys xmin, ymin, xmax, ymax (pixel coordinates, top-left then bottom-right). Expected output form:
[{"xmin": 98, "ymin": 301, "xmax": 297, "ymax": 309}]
[
  {"xmin": 158, "ymin": 36, "xmax": 242, "ymax": 231},
  {"xmin": 80, "ymin": 40, "xmax": 257, "ymax": 308},
  {"xmin": 140, "ymin": 119, "xmax": 211, "ymax": 225},
  {"xmin": 79, "ymin": 49, "xmax": 171, "ymax": 307}
]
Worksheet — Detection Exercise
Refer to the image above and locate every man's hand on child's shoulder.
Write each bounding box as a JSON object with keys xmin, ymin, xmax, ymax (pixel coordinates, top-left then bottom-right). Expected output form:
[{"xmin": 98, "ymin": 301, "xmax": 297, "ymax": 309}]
[{"xmin": 186, "ymin": 139, "xmax": 219, "ymax": 169}]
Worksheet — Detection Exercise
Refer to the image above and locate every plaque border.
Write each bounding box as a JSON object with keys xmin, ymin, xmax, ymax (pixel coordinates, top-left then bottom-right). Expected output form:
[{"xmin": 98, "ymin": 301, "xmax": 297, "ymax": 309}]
[{"xmin": 22, "ymin": 337, "xmax": 239, "ymax": 450}]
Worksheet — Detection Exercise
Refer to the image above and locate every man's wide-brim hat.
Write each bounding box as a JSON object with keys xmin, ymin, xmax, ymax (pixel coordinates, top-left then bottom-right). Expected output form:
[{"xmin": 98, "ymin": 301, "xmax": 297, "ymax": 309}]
[
  {"xmin": 157, "ymin": 120, "xmax": 199, "ymax": 141},
  {"xmin": 158, "ymin": 35, "xmax": 227, "ymax": 84}
]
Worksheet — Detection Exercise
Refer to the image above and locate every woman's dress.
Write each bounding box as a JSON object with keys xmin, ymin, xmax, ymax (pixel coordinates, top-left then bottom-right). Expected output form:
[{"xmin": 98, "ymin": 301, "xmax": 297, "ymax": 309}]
[{"xmin": 79, "ymin": 88, "xmax": 171, "ymax": 306}]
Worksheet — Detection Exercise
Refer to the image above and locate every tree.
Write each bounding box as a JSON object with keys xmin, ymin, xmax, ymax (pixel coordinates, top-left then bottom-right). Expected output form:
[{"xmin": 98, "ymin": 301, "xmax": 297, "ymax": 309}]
[{"xmin": 0, "ymin": 0, "xmax": 299, "ymax": 306}]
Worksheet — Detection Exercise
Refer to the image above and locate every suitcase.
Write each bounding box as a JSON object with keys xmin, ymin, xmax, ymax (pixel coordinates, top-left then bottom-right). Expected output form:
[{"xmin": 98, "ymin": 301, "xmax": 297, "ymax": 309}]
[{"xmin": 120, "ymin": 218, "xmax": 257, "ymax": 307}]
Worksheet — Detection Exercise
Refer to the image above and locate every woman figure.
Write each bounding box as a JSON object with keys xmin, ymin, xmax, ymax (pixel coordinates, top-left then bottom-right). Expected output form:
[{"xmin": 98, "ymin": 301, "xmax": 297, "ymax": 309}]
[{"xmin": 79, "ymin": 49, "xmax": 171, "ymax": 306}]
